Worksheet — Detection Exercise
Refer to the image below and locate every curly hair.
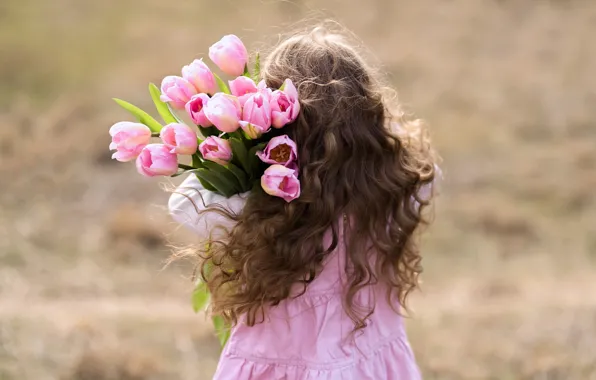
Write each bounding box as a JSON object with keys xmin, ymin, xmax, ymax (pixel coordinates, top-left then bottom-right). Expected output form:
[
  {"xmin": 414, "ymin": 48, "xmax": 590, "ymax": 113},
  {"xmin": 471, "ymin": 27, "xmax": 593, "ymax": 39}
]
[{"xmin": 192, "ymin": 24, "xmax": 437, "ymax": 329}]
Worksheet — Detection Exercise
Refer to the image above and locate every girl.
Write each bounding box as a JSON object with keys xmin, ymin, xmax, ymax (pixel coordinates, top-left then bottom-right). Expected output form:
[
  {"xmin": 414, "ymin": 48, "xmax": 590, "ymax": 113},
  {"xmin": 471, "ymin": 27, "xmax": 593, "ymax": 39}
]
[{"xmin": 169, "ymin": 26, "xmax": 438, "ymax": 380}]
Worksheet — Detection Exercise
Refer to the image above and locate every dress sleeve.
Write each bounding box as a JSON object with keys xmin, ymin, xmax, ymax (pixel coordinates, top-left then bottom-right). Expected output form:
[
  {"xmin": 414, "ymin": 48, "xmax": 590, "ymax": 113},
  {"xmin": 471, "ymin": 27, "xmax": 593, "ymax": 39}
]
[{"xmin": 168, "ymin": 174, "xmax": 248, "ymax": 240}]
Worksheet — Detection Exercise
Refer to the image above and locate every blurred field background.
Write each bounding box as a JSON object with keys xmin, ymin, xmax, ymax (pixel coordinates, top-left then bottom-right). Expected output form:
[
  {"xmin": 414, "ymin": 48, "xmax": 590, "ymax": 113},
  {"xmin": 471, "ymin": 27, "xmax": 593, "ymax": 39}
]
[{"xmin": 1, "ymin": 0, "xmax": 595, "ymax": 379}]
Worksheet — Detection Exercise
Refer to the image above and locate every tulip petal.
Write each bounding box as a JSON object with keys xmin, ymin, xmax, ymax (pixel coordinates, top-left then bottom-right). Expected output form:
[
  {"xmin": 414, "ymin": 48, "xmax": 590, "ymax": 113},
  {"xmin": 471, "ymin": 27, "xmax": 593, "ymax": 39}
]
[
  {"xmin": 282, "ymin": 78, "xmax": 298, "ymax": 99},
  {"xmin": 229, "ymin": 76, "xmax": 257, "ymax": 98},
  {"xmin": 271, "ymin": 111, "xmax": 290, "ymax": 128}
]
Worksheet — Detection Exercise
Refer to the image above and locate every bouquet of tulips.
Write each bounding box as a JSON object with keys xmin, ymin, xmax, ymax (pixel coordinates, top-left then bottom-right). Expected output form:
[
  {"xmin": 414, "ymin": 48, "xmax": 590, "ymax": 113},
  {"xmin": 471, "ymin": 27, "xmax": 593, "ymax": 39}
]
[
  {"xmin": 108, "ymin": 35, "xmax": 302, "ymax": 347},
  {"xmin": 109, "ymin": 35, "xmax": 301, "ymax": 202}
]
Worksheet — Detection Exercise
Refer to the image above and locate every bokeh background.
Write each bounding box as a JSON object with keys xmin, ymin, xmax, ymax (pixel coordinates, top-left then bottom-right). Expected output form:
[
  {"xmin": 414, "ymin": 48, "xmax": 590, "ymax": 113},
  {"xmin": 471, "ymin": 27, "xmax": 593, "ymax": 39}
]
[{"xmin": 1, "ymin": 0, "xmax": 595, "ymax": 379}]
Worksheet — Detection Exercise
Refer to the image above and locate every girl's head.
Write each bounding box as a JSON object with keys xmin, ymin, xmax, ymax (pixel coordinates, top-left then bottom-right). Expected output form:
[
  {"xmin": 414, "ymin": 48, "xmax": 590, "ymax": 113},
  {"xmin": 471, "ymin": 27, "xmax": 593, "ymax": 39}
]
[{"xmin": 200, "ymin": 25, "xmax": 437, "ymax": 328}]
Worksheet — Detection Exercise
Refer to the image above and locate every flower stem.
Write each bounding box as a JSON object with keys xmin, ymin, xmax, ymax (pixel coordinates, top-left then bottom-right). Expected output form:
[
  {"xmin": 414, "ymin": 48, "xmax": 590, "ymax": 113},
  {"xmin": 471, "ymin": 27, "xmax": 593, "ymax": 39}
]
[
  {"xmin": 151, "ymin": 132, "xmax": 160, "ymax": 138},
  {"xmin": 178, "ymin": 164, "xmax": 194, "ymax": 170}
]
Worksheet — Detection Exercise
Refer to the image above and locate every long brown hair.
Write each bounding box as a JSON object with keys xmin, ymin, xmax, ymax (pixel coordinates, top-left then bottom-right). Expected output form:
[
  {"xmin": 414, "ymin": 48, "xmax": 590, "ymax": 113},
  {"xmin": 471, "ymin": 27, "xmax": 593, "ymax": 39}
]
[{"xmin": 193, "ymin": 24, "xmax": 437, "ymax": 329}]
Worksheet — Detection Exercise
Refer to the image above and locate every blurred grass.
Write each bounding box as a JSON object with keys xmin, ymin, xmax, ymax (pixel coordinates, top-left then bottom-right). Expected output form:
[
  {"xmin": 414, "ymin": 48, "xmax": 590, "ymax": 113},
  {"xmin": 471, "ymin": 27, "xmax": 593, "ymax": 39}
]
[{"xmin": 1, "ymin": 0, "xmax": 596, "ymax": 379}]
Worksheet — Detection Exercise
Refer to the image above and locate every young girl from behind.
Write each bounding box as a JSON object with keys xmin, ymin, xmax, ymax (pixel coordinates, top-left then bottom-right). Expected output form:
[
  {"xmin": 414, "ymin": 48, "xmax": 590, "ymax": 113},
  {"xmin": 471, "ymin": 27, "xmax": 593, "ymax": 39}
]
[{"xmin": 170, "ymin": 25, "xmax": 438, "ymax": 380}]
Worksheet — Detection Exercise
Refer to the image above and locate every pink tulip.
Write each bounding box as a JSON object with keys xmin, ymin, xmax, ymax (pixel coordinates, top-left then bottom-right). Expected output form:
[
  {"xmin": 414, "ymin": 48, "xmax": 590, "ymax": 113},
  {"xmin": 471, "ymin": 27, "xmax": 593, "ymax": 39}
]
[
  {"xmin": 135, "ymin": 144, "xmax": 178, "ymax": 177},
  {"xmin": 270, "ymin": 79, "xmax": 300, "ymax": 128},
  {"xmin": 199, "ymin": 136, "xmax": 232, "ymax": 165},
  {"xmin": 208, "ymin": 35, "xmax": 248, "ymax": 76},
  {"xmin": 185, "ymin": 93, "xmax": 213, "ymax": 127},
  {"xmin": 203, "ymin": 93, "xmax": 241, "ymax": 133},
  {"xmin": 239, "ymin": 121, "xmax": 268, "ymax": 140},
  {"xmin": 257, "ymin": 80, "xmax": 273, "ymax": 101},
  {"xmin": 109, "ymin": 121, "xmax": 152, "ymax": 162},
  {"xmin": 159, "ymin": 123, "xmax": 198, "ymax": 155},
  {"xmin": 229, "ymin": 76, "xmax": 258, "ymax": 106},
  {"xmin": 261, "ymin": 164, "xmax": 300, "ymax": 202},
  {"xmin": 241, "ymin": 91, "xmax": 271, "ymax": 131},
  {"xmin": 257, "ymin": 80, "xmax": 267, "ymax": 91},
  {"xmin": 182, "ymin": 59, "xmax": 218, "ymax": 95},
  {"xmin": 160, "ymin": 76, "xmax": 197, "ymax": 109},
  {"xmin": 257, "ymin": 135, "xmax": 298, "ymax": 166}
]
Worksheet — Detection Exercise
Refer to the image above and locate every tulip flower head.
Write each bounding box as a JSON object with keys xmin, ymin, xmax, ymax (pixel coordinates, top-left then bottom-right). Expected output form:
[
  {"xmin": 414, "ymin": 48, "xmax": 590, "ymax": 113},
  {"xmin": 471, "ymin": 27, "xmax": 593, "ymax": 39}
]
[
  {"xmin": 261, "ymin": 164, "xmax": 301, "ymax": 202},
  {"xmin": 109, "ymin": 122, "xmax": 152, "ymax": 162},
  {"xmin": 186, "ymin": 93, "xmax": 213, "ymax": 127},
  {"xmin": 209, "ymin": 35, "xmax": 248, "ymax": 77},
  {"xmin": 160, "ymin": 76, "xmax": 197, "ymax": 109},
  {"xmin": 182, "ymin": 59, "xmax": 218, "ymax": 95},
  {"xmin": 199, "ymin": 136, "xmax": 233, "ymax": 166},
  {"xmin": 136, "ymin": 144, "xmax": 179, "ymax": 177},
  {"xmin": 160, "ymin": 123, "xmax": 198, "ymax": 155},
  {"xmin": 203, "ymin": 93, "xmax": 242, "ymax": 133},
  {"xmin": 257, "ymin": 135, "xmax": 298, "ymax": 167}
]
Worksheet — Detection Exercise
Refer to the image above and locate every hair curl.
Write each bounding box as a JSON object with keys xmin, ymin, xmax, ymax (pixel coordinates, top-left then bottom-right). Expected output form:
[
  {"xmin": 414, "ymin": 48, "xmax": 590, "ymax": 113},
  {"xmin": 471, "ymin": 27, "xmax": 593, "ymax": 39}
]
[{"xmin": 192, "ymin": 24, "xmax": 437, "ymax": 329}]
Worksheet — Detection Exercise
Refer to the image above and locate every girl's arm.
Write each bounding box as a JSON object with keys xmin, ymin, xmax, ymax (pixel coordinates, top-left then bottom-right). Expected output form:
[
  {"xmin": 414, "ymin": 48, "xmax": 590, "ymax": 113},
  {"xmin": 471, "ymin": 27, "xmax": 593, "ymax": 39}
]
[{"xmin": 168, "ymin": 174, "xmax": 247, "ymax": 240}]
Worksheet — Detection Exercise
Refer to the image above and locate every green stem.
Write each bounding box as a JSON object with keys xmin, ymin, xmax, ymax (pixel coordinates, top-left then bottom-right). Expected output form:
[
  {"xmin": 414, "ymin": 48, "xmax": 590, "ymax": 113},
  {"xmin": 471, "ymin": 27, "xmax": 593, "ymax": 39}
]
[
  {"xmin": 178, "ymin": 163, "xmax": 195, "ymax": 170},
  {"xmin": 227, "ymin": 130, "xmax": 244, "ymax": 141}
]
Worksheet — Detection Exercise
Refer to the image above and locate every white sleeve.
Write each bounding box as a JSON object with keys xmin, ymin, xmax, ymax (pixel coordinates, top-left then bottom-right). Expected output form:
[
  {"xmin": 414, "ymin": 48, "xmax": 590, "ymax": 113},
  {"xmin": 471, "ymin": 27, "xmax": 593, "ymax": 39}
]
[{"xmin": 168, "ymin": 174, "xmax": 248, "ymax": 240}]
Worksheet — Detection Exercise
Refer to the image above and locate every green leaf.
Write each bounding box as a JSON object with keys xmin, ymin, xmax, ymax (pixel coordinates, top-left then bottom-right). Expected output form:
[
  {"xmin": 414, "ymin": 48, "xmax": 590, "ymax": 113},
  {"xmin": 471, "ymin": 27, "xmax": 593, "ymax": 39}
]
[
  {"xmin": 243, "ymin": 63, "xmax": 250, "ymax": 77},
  {"xmin": 212, "ymin": 316, "xmax": 230, "ymax": 347},
  {"xmin": 113, "ymin": 98, "xmax": 163, "ymax": 133},
  {"xmin": 213, "ymin": 73, "xmax": 231, "ymax": 94},
  {"xmin": 171, "ymin": 157, "xmax": 217, "ymax": 190},
  {"xmin": 203, "ymin": 258, "xmax": 214, "ymax": 279},
  {"xmin": 226, "ymin": 130, "xmax": 244, "ymax": 140},
  {"xmin": 252, "ymin": 52, "xmax": 260, "ymax": 82},
  {"xmin": 191, "ymin": 281, "xmax": 210, "ymax": 313},
  {"xmin": 190, "ymin": 156, "xmax": 218, "ymax": 192},
  {"xmin": 247, "ymin": 142, "xmax": 267, "ymax": 178},
  {"xmin": 229, "ymin": 138, "xmax": 249, "ymax": 172},
  {"xmin": 148, "ymin": 83, "xmax": 179, "ymax": 124},
  {"xmin": 171, "ymin": 169, "xmax": 195, "ymax": 178},
  {"xmin": 196, "ymin": 169, "xmax": 236, "ymax": 197},
  {"xmin": 195, "ymin": 173, "xmax": 218, "ymax": 192},
  {"xmin": 167, "ymin": 103, "xmax": 183, "ymax": 123},
  {"xmin": 191, "ymin": 154, "xmax": 203, "ymax": 168},
  {"xmin": 201, "ymin": 161, "xmax": 242, "ymax": 192},
  {"xmin": 248, "ymin": 142, "xmax": 267, "ymax": 155},
  {"xmin": 199, "ymin": 126, "xmax": 220, "ymax": 138},
  {"xmin": 225, "ymin": 162, "xmax": 249, "ymax": 192}
]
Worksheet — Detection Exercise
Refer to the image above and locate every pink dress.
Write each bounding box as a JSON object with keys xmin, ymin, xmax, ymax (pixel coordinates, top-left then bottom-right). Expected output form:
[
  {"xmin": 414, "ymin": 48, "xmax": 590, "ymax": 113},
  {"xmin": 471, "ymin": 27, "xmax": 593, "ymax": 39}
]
[{"xmin": 169, "ymin": 174, "xmax": 422, "ymax": 380}]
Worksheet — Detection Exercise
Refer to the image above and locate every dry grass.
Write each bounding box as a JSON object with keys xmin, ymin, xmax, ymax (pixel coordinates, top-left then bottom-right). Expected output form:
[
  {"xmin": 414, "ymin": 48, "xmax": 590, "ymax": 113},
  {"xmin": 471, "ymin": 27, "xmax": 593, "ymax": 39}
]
[{"xmin": 1, "ymin": 0, "xmax": 595, "ymax": 378}]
